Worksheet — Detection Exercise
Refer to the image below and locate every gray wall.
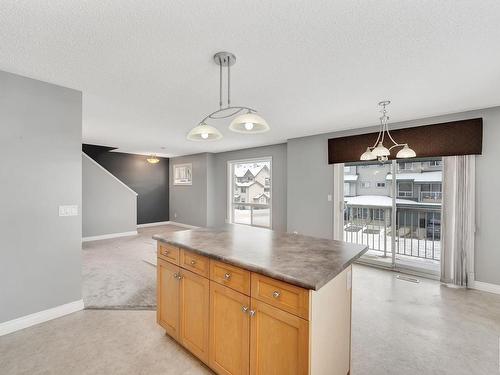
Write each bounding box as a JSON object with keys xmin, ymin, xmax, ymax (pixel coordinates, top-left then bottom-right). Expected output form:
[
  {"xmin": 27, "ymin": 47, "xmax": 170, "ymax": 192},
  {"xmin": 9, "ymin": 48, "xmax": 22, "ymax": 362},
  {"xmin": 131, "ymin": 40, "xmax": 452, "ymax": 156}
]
[
  {"xmin": 286, "ymin": 106, "xmax": 500, "ymax": 286},
  {"xmin": 0, "ymin": 71, "xmax": 82, "ymax": 322},
  {"xmin": 169, "ymin": 153, "xmax": 210, "ymax": 227},
  {"xmin": 169, "ymin": 144, "xmax": 287, "ymax": 232},
  {"xmin": 82, "ymin": 154, "xmax": 138, "ymax": 237}
]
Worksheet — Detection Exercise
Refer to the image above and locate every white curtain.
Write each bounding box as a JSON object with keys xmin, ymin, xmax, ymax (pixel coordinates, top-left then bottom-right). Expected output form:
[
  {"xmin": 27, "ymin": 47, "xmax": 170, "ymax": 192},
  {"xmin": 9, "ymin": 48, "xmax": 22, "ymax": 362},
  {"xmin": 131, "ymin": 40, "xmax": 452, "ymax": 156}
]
[{"xmin": 441, "ymin": 155, "xmax": 476, "ymax": 286}]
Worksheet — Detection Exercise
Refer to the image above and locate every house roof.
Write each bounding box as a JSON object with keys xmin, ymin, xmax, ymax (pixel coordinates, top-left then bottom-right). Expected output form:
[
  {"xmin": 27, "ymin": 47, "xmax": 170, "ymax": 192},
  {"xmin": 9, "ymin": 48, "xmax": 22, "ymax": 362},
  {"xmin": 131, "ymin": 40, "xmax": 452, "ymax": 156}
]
[
  {"xmin": 253, "ymin": 192, "xmax": 270, "ymax": 200},
  {"xmin": 344, "ymin": 174, "xmax": 359, "ymax": 182},
  {"xmin": 236, "ymin": 180, "xmax": 264, "ymax": 188},
  {"xmin": 345, "ymin": 195, "xmax": 441, "ymax": 208},
  {"xmin": 234, "ymin": 164, "xmax": 269, "ymax": 178},
  {"xmin": 386, "ymin": 171, "xmax": 442, "ymax": 183}
]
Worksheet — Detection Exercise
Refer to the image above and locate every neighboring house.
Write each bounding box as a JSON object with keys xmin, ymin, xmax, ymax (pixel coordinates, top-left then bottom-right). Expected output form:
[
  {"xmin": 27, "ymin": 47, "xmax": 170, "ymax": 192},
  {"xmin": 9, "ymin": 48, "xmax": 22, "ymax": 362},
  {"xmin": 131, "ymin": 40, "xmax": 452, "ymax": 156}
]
[
  {"xmin": 234, "ymin": 164, "xmax": 271, "ymax": 205},
  {"xmin": 343, "ymin": 160, "xmax": 443, "ymax": 241},
  {"xmin": 344, "ymin": 160, "xmax": 442, "ymax": 203}
]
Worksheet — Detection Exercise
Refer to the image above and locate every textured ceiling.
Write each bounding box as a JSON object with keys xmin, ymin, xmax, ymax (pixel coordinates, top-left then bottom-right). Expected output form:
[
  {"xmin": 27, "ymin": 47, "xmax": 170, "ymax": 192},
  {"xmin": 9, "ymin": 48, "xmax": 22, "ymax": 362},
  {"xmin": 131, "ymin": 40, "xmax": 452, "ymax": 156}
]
[{"xmin": 1, "ymin": 1, "xmax": 500, "ymax": 156}]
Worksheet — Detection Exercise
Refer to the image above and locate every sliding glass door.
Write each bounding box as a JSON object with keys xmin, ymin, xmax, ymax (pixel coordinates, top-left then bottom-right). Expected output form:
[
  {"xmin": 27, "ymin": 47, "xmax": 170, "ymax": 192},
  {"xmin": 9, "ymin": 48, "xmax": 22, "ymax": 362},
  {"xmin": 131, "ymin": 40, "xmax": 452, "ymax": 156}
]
[{"xmin": 342, "ymin": 158, "xmax": 442, "ymax": 275}]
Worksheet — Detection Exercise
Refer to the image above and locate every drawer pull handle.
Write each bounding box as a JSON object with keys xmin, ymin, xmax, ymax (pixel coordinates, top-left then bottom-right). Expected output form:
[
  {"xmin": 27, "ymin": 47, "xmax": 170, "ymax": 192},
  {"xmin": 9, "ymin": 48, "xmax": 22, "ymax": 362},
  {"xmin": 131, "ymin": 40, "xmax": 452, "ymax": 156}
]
[
  {"xmin": 224, "ymin": 273, "xmax": 231, "ymax": 280},
  {"xmin": 173, "ymin": 273, "xmax": 182, "ymax": 280},
  {"xmin": 242, "ymin": 306, "xmax": 249, "ymax": 313},
  {"xmin": 249, "ymin": 310, "xmax": 256, "ymax": 317},
  {"xmin": 190, "ymin": 259, "xmax": 197, "ymax": 265},
  {"xmin": 272, "ymin": 290, "xmax": 281, "ymax": 299},
  {"xmin": 163, "ymin": 250, "xmax": 169, "ymax": 255}
]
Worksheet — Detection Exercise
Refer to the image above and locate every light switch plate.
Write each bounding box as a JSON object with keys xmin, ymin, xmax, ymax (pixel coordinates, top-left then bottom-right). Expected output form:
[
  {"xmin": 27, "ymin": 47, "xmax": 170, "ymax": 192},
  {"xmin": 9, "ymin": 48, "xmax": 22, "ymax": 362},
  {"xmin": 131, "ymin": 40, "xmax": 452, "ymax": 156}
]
[
  {"xmin": 346, "ymin": 268, "xmax": 352, "ymax": 290},
  {"xmin": 59, "ymin": 205, "xmax": 78, "ymax": 217},
  {"xmin": 327, "ymin": 194, "xmax": 332, "ymax": 202}
]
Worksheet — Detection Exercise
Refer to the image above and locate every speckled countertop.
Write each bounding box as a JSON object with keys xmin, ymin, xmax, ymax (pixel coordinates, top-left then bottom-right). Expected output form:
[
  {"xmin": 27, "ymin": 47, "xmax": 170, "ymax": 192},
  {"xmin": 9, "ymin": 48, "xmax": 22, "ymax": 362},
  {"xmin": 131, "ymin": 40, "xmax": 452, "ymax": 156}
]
[{"xmin": 153, "ymin": 225, "xmax": 367, "ymax": 291}]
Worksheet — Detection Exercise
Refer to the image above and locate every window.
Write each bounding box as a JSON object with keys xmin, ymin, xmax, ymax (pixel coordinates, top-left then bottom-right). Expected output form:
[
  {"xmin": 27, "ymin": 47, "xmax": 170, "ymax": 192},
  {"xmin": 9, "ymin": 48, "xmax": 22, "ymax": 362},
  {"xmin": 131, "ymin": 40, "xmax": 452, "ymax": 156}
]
[
  {"xmin": 376, "ymin": 182, "xmax": 386, "ymax": 188},
  {"xmin": 228, "ymin": 158, "xmax": 271, "ymax": 228},
  {"xmin": 399, "ymin": 162, "xmax": 413, "ymax": 171},
  {"xmin": 398, "ymin": 182, "xmax": 413, "ymax": 197},
  {"xmin": 361, "ymin": 182, "xmax": 370, "ymax": 188},
  {"xmin": 429, "ymin": 160, "xmax": 442, "ymax": 167}
]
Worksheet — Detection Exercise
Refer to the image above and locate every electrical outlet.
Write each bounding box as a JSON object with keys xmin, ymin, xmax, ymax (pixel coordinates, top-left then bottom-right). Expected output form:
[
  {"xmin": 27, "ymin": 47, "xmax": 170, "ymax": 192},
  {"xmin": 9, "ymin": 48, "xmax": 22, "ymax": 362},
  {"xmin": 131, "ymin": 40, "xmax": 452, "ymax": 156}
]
[
  {"xmin": 327, "ymin": 194, "xmax": 332, "ymax": 202},
  {"xmin": 174, "ymin": 212, "xmax": 178, "ymax": 218}
]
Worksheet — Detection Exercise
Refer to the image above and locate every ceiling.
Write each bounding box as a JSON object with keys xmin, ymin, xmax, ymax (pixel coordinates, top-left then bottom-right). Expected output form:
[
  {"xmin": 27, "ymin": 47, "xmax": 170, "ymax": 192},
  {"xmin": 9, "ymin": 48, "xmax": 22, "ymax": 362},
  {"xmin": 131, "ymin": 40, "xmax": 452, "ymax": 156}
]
[{"xmin": 1, "ymin": 1, "xmax": 500, "ymax": 157}]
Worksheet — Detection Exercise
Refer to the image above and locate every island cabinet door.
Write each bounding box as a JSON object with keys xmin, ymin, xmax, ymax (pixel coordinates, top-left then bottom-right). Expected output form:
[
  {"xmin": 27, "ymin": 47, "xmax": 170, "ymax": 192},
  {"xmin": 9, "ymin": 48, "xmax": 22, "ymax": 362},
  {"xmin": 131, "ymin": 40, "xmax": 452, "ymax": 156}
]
[
  {"xmin": 179, "ymin": 268, "xmax": 210, "ymax": 364},
  {"xmin": 157, "ymin": 259, "xmax": 180, "ymax": 340},
  {"xmin": 209, "ymin": 282, "xmax": 250, "ymax": 375},
  {"xmin": 250, "ymin": 299, "xmax": 310, "ymax": 375}
]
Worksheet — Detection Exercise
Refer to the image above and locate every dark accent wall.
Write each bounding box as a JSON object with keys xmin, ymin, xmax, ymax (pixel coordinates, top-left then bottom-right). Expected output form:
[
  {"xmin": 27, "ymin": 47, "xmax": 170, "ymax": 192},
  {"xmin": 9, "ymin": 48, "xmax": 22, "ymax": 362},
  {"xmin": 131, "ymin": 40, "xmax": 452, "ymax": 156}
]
[{"xmin": 83, "ymin": 144, "xmax": 169, "ymax": 225}]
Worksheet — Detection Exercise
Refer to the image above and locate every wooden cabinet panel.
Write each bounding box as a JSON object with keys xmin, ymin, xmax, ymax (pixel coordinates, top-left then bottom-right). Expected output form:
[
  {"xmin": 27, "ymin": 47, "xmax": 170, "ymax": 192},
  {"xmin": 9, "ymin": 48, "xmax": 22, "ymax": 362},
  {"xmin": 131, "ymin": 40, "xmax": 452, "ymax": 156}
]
[
  {"xmin": 157, "ymin": 258, "xmax": 180, "ymax": 340},
  {"xmin": 180, "ymin": 249, "xmax": 210, "ymax": 277},
  {"xmin": 157, "ymin": 242, "xmax": 180, "ymax": 265},
  {"xmin": 251, "ymin": 273, "xmax": 310, "ymax": 320},
  {"xmin": 209, "ymin": 282, "xmax": 250, "ymax": 375},
  {"xmin": 210, "ymin": 260, "xmax": 251, "ymax": 296},
  {"xmin": 179, "ymin": 268, "xmax": 210, "ymax": 364},
  {"xmin": 250, "ymin": 299, "xmax": 309, "ymax": 375}
]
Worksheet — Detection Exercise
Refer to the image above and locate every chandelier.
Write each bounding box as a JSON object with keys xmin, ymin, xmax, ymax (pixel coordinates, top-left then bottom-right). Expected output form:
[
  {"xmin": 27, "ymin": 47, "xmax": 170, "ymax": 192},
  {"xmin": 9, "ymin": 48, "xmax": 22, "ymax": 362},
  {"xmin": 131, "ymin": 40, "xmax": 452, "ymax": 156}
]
[
  {"xmin": 360, "ymin": 101, "xmax": 416, "ymax": 162},
  {"xmin": 187, "ymin": 52, "xmax": 270, "ymax": 141}
]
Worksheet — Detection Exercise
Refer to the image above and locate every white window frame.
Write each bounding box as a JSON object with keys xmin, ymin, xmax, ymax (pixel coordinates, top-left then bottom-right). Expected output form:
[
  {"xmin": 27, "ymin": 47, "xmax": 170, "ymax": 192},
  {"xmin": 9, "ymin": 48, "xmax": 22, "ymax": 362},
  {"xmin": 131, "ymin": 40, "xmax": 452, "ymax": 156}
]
[
  {"xmin": 226, "ymin": 156, "xmax": 273, "ymax": 229},
  {"xmin": 398, "ymin": 181, "xmax": 414, "ymax": 197},
  {"xmin": 361, "ymin": 181, "xmax": 371, "ymax": 188}
]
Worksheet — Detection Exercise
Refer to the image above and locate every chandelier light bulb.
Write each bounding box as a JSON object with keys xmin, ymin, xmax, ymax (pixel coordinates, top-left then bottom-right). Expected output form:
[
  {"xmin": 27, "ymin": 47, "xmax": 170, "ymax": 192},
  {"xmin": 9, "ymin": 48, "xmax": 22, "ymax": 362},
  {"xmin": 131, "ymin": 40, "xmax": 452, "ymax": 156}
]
[
  {"xmin": 244, "ymin": 122, "xmax": 254, "ymax": 130},
  {"xmin": 201, "ymin": 133, "xmax": 209, "ymax": 139}
]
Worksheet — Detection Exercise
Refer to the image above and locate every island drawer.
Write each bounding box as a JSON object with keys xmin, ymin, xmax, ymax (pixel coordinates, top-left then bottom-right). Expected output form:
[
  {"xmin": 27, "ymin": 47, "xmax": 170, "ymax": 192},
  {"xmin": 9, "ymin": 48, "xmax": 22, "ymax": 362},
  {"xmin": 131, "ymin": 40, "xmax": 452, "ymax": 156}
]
[
  {"xmin": 210, "ymin": 260, "xmax": 251, "ymax": 295},
  {"xmin": 251, "ymin": 273, "xmax": 310, "ymax": 320},
  {"xmin": 180, "ymin": 249, "xmax": 210, "ymax": 278},
  {"xmin": 158, "ymin": 242, "xmax": 180, "ymax": 265}
]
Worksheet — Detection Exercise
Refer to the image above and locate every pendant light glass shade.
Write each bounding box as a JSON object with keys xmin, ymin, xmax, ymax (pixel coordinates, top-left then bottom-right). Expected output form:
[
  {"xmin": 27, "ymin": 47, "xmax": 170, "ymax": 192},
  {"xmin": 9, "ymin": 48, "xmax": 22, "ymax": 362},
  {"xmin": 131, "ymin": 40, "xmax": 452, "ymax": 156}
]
[
  {"xmin": 396, "ymin": 144, "xmax": 417, "ymax": 158},
  {"xmin": 360, "ymin": 147, "xmax": 377, "ymax": 161},
  {"xmin": 372, "ymin": 142, "xmax": 390, "ymax": 157},
  {"xmin": 186, "ymin": 123, "xmax": 222, "ymax": 141},
  {"xmin": 229, "ymin": 113, "xmax": 270, "ymax": 134},
  {"xmin": 147, "ymin": 154, "xmax": 160, "ymax": 164}
]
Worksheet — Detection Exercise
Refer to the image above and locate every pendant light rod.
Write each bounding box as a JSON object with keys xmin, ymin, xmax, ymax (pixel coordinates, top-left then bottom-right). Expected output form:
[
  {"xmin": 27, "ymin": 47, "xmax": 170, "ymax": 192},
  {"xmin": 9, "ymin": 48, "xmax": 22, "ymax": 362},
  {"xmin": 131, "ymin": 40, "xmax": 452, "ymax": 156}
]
[
  {"xmin": 219, "ymin": 56, "xmax": 223, "ymax": 109},
  {"xmin": 227, "ymin": 55, "xmax": 231, "ymax": 107}
]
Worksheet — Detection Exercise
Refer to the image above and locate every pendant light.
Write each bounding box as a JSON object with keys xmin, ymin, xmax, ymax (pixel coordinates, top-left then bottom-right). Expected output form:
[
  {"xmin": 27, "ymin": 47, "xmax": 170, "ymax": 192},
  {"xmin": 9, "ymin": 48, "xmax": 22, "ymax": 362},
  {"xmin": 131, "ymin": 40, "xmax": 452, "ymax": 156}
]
[
  {"xmin": 187, "ymin": 52, "xmax": 270, "ymax": 141},
  {"xmin": 360, "ymin": 101, "xmax": 416, "ymax": 162},
  {"xmin": 147, "ymin": 154, "xmax": 160, "ymax": 164}
]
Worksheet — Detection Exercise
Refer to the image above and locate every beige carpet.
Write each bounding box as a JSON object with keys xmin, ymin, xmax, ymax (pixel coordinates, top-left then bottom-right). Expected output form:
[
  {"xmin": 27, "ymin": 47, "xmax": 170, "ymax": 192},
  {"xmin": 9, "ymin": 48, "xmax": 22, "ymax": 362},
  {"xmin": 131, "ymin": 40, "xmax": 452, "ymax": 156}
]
[{"xmin": 82, "ymin": 224, "xmax": 186, "ymax": 310}]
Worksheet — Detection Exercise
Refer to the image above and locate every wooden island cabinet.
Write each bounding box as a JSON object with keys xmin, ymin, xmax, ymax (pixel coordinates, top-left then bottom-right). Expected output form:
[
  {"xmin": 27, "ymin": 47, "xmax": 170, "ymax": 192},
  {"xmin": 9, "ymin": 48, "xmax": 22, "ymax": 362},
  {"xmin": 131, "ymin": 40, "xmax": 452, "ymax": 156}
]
[{"xmin": 156, "ymin": 237, "xmax": 360, "ymax": 375}]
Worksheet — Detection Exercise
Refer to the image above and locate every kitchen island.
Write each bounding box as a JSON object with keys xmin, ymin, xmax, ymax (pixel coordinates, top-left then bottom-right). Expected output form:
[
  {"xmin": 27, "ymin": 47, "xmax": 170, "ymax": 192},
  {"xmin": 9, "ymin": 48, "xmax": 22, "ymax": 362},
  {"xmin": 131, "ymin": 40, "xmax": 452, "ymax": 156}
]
[{"xmin": 154, "ymin": 225, "xmax": 367, "ymax": 375}]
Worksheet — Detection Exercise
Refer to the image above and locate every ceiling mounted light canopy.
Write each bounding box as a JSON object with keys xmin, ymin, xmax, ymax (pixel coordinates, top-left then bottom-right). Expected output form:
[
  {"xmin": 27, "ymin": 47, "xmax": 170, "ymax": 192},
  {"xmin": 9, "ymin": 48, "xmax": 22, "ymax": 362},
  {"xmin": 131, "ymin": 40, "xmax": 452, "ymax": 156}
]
[
  {"xmin": 360, "ymin": 101, "xmax": 416, "ymax": 162},
  {"xmin": 186, "ymin": 51, "xmax": 270, "ymax": 141}
]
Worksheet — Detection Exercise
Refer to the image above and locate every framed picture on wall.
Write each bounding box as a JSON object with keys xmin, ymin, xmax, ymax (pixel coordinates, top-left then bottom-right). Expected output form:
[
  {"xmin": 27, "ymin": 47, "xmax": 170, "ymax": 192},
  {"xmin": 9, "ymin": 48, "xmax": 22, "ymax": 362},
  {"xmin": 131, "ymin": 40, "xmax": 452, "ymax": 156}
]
[{"xmin": 173, "ymin": 163, "xmax": 192, "ymax": 185}]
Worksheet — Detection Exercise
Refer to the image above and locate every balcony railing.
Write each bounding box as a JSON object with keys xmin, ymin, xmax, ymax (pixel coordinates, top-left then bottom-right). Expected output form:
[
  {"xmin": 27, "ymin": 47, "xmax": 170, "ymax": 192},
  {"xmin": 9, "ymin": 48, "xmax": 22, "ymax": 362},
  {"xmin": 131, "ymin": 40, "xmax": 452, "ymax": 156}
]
[
  {"xmin": 343, "ymin": 205, "xmax": 441, "ymax": 261},
  {"xmin": 420, "ymin": 191, "xmax": 442, "ymax": 202},
  {"xmin": 231, "ymin": 203, "xmax": 271, "ymax": 228}
]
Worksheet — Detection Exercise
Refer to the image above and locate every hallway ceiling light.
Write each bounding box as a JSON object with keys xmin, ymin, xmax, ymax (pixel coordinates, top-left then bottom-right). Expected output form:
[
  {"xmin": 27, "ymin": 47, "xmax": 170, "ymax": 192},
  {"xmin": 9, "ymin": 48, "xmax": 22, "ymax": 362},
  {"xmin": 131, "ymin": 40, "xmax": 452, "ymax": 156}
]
[
  {"xmin": 360, "ymin": 101, "xmax": 416, "ymax": 162},
  {"xmin": 147, "ymin": 154, "xmax": 160, "ymax": 164},
  {"xmin": 187, "ymin": 51, "xmax": 270, "ymax": 141}
]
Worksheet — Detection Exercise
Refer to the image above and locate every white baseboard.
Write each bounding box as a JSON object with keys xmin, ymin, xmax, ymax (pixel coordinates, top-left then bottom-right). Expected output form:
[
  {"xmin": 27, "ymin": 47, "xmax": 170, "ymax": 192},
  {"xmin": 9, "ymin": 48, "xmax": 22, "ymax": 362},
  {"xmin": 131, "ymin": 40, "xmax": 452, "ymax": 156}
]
[
  {"xmin": 469, "ymin": 280, "xmax": 500, "ymax": 295},
  {"xmin": 82, "ymin": 230, "xmax": 138, "ymax": 242},
  {"xmin": 168, "ymin": 221, "xmax": 199, "ymax": 229},
  {"xmin": 0, "ymin": 299, "xmax": 84, "ymax": 337},
  {"xmin": 137, "ymin": 221, "xmax": 171, "ymax": 228}
]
